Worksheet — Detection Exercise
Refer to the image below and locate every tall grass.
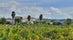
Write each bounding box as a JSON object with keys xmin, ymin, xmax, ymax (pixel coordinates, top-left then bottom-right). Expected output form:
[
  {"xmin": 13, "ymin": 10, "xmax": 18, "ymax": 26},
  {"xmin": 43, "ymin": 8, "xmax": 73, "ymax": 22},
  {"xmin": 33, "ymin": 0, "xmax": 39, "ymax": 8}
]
[{"xmin": 0, "ymin": 24, "xmax": 73, "ymax": 40}]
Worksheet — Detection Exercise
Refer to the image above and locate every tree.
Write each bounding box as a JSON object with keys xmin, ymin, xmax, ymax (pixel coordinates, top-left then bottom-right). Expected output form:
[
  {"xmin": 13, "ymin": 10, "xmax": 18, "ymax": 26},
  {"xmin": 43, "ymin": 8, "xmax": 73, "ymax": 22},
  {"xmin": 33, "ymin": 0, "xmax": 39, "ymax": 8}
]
[
  {"xmin": 39, "ymin": 14, "xmax": 43, "ymax": 22},
  {"xmin": 0, "ymin": 17, "xmax": 6, "ymax": 24},
  {"xmin": 27, "ymin": 15, "xmax": 31, "ymax": 21},
  {"xmin": 66, "ymin": 18, "xmax": 72, "ymax": 25},
  {"xmin": 27, "ymin": 15, "xmax": 31, "ymax": 24},
  {"xmin": 11, "ymin": 11, "xmax": 16, "ymax": 24}
]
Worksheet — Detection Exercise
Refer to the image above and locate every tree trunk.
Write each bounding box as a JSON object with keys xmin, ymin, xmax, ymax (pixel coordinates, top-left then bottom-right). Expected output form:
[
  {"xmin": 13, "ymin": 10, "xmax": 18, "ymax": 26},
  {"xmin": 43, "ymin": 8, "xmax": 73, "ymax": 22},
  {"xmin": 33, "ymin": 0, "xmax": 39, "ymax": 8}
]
[{"xmin": 12, "ymin": 18, "xmax": 15, "ymax": 24}]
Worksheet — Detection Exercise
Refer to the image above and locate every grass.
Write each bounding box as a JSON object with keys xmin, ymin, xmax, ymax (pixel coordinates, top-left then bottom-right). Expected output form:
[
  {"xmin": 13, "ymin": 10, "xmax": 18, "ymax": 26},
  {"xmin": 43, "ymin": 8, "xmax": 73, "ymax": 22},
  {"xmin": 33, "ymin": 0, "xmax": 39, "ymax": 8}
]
[{"xmin": 0, "ymin": 24, "xmax": 73, "ymax": 40}]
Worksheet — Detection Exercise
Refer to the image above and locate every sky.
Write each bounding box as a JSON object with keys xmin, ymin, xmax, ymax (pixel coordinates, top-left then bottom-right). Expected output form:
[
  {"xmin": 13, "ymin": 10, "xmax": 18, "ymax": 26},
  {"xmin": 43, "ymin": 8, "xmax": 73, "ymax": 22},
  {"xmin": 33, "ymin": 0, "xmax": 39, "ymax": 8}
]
[{"xmin": 0, "ymin": 0, "xmax": 73, "ymax": 19}]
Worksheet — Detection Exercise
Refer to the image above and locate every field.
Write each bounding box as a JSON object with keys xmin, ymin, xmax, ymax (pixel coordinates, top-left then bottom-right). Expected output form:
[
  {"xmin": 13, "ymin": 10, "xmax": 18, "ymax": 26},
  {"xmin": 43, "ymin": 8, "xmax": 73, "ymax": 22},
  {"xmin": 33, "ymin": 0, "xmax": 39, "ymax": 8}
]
[{"xmin": 0, "ymin": 24, "xmax": 73, "ymax": 40}]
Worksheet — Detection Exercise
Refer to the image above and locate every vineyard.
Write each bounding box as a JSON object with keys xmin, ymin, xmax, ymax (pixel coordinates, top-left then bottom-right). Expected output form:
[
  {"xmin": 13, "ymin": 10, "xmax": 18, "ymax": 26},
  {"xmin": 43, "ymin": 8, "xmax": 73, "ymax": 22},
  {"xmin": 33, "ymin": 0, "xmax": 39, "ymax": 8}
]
[{"xmin": 0, "ymin": 24, "xmax": 73, "ymax": 40}]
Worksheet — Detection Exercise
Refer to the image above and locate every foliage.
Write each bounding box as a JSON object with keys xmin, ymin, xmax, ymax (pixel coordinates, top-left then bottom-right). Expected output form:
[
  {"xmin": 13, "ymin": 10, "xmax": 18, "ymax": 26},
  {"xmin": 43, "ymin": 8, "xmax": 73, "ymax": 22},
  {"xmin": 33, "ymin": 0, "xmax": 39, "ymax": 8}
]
[
  {"xmin": 11, "ymin": 11, "xmax": 16, "ymax": 18},
  {"xmin": 65, "ymin": 18, "xmax": 72, "ymax": 25},
  {"xmin": 27, "ymin": 15, "xmax": 31, "ymax": 21},
  {"xmin": 0, "ymin": 24, "xmax": 73, "ymax": 40},
  {"xmin": 0, "ymin": 17, "xmax": 6, "ymax": 24},
  {"xmin": 39, "ymin": 14, "xmax": 43, "ymax": 21}
]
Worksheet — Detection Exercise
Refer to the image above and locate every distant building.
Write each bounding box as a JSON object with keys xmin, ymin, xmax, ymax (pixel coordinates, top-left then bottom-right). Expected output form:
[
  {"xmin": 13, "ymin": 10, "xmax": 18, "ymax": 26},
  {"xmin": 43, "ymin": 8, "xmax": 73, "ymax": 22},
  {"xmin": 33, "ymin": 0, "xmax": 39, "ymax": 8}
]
[
  {"xmin": 6, "ymin": 17, "xmax": 73, "ymax": 25},
  {"xmin": 6, "ymin": 18, "xmax": 12, "ymax": 24},
  {"xmin": 15, "ymin": 16, "xmax": 22, "ymax": 19},
  {"xmin": 6, "ymin": 16, "xmax": 23, "ymax": 24},
  {"xmin": 22, "ymin": 17, "xmax": 36, "ymax": 23}
]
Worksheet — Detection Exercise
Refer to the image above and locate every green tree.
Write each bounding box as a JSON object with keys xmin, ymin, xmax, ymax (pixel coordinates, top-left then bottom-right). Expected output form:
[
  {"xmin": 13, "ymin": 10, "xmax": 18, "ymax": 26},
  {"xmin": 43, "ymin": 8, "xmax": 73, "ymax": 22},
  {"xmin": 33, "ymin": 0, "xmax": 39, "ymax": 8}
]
[
  {"xmin": 66, "ymin": 18, "xmax": 72, "ymax": 25},
  {"xmin": 27, "ymin": 15, "xmax": 31, "ymax": 24},
  {"xmin": 0, "ymin": 17, "xmax": 6, "ymax": 24},
  {"xmin": 27, "ymin": 15, "xmax": 31, "ymax": 21},
  {"xmin": 11, "ymin": 11, "xmax": 16, "ymax": 24},
  {"xmin": 39, "ymin": 14, "xmax": 43, "ymax": 21}
]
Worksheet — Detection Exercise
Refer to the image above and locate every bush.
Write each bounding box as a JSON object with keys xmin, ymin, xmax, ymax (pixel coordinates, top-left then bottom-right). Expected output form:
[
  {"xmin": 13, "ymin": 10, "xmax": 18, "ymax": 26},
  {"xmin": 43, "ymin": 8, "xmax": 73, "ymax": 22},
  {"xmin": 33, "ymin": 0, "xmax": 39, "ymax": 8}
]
[{"xmin": 0, "ymin": 17, "xmax": 6, "ymax": 24}]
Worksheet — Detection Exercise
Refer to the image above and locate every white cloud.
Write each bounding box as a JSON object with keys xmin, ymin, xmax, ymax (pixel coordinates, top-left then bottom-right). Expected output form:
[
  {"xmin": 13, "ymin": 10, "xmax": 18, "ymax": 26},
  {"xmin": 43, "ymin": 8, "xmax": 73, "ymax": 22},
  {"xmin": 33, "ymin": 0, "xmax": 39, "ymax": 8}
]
[
  {"xmin": 15, "ymin": 6, "xmax": 51, "ymax": 19},
  {"xmin": 0, "ymin": 0, "xmax": 73, "ymax": 19},
  {"xmin": 11, "ymin": 6, "xmax": 73, "ymax": 19},
  {"xmin": 49, "ymin": 7, "xmax": 72, "ymax": 19},
  {"xmin": 49, "ymin": 7, "xmax": 61, "ymax": 13}
]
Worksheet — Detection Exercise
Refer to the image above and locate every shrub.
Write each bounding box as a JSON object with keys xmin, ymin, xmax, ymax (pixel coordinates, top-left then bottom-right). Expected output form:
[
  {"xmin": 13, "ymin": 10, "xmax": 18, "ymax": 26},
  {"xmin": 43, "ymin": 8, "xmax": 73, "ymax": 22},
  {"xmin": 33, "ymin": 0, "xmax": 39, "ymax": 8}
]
[{"xmin": 0, "ymin": 17, "xmax": 6, "ymax": 24}]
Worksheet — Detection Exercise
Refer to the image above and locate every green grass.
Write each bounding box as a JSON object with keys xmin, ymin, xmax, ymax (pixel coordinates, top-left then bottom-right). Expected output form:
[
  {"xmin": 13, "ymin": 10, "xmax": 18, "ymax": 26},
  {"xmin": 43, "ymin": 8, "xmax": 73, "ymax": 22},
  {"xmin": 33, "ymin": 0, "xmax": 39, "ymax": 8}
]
[{"xmin": 0, "ymin": 24, "xmax": 73, "ymax": 40}]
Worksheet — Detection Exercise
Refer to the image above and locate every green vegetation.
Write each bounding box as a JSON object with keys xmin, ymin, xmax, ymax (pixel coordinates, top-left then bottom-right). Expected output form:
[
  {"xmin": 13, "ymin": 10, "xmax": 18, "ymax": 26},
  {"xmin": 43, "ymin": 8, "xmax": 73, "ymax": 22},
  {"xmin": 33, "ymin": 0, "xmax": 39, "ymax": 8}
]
[
  {"xmin": 39, "ymin": 14, "xmax": 43, "ymax": 22},
  {"xmin": 0, "ymin": 11, "xmax": 72, "ymax": 40},
  {"xmin": 27, "ymin": 15, "xmax": 31, "ymax": 21},
  {"xmin": 65, "ymin": 18, "xmax": 72, "ymax": 25},
  {"xmin": 0, "ymin": 17, "xmax": 6, "ymax": 24},
  {"xmin": 0, "ymin": 24, "xmax": 73, "ymax": 40}
]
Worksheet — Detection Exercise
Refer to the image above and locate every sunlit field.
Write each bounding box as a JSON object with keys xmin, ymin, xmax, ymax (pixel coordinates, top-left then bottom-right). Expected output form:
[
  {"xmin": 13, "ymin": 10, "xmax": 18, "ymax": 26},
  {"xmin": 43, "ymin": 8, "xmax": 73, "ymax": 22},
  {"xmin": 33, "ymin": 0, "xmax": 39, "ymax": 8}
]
[{"xmin": 0, "ymin": 24, "xmax": 73, "ymax": 40}]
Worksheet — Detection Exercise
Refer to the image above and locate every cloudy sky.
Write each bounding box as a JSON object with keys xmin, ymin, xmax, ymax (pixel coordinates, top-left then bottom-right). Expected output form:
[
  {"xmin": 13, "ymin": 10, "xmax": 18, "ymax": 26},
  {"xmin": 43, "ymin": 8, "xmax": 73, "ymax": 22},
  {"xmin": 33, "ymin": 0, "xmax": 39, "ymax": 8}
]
[{"xmin": 0, "ymin": 0, "xmax": 73, "ymax": 19}]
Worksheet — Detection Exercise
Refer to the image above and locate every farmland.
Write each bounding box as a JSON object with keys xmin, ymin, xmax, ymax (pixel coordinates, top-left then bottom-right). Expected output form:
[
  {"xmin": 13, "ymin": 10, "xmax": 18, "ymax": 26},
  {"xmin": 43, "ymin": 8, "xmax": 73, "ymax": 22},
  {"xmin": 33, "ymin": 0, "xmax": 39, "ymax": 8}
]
[{"xmin": 0, "ymin": 24, "xmax": 73, "ymax": 40}]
